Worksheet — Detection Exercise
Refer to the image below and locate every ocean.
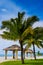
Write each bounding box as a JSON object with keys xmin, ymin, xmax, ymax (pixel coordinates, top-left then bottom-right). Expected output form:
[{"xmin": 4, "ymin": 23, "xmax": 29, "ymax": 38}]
[{"xmin": 0, "ymin": 50, "xmax": 43, "ymax": 57}]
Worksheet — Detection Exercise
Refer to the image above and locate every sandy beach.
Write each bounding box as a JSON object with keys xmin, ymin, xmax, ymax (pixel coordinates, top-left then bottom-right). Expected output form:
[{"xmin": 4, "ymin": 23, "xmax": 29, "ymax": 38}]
[
  {"xmin": 0, "ymin": 56, "xmax": 43, "ymax": 63},
  {"xmin": 0, "ymin": 57, "xmax": 14, "ymax": 63}
]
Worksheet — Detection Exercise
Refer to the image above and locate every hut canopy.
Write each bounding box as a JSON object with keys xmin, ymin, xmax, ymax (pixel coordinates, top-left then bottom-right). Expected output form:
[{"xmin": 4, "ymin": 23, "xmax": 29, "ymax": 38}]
[
  {"xmin": 4, "ymin": 45, "xmax": 33, "ymax": 53},
  {"xmin": 4, "ymin": 45, "xmax": 21, "ymax": 51},
  {"xmin": 25, "ymin": 46, "xmax": 33, "ymax": 53}
]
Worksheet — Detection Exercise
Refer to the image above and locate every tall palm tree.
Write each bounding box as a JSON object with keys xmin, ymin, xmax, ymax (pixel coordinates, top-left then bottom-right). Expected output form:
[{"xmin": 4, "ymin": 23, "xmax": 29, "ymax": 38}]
[
  {"xmin": 0, "ymin": 12, "xmax": 39, "ymax": 63},
  {"xmin": 33, "ymin": 27, "xmax": 43, "ymax": 59},
  {"xmin": 24, "ymin": 27, "xmax": 43, "ymax": 60}
]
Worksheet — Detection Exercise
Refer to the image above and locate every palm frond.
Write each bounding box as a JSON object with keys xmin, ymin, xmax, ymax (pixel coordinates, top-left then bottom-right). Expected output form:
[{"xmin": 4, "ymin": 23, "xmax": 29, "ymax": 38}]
[
  {"xmin": 21, "ymin": 27, "xmax": 33, "ymax": 40},
  {"xmin": 26, "ymin": 16, "xmax": 39, "ymax": 28}
]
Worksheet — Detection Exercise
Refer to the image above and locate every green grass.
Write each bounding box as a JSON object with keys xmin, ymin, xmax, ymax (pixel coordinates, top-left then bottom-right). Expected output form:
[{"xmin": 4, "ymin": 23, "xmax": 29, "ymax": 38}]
[{"xmin": 0, "ymin": 59, "xmax": 43, "ymax": 65}]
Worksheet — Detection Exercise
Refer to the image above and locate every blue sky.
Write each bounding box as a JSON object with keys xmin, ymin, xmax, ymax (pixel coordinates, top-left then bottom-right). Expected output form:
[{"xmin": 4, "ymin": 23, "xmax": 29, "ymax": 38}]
[
  {"xmin": 0, "ymin": 0, "xmax": 43, "ymax": 53},
  {"xmin": 11, "ymin": 0, "xmax": 43, "ymax": 20}
]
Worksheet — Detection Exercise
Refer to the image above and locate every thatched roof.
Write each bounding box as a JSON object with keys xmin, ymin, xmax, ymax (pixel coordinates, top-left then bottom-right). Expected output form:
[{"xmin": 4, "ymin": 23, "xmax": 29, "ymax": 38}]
[
  {"xmin": 3, "ymin": 45, "xmax": 21, "ymax": 51},
  {"xmin": 25, "ymin": 49, "xmax": 33, "ymax": 53},
  {"xmin": 4, "ymin": 45, "xmax": 33, "ymax": 53},
  {"xmin": 25, "ymin": 45, "xmax": 33, "ymax": 53}
]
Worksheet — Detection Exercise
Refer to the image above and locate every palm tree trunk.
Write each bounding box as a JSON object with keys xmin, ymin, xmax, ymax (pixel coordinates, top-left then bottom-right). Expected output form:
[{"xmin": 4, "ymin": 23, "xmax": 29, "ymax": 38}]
[
  {"xmin": 33, "ymin": 43, "xmax": 36, "ymax": 60},
  {"xmin": 19, "ymin": 40, "xmax": 24, "ymax": 64}
]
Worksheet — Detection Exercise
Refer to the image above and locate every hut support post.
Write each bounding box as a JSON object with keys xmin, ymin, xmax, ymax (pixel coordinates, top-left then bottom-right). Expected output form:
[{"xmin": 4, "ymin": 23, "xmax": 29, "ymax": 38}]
[
  {"xmin": 30, "ymin": 53, "xmax": 32, "ymax": 58},
  {"xmin": 26, "ymin": 52, "xmax": 28, "ymax": 57},
  {"xmin": 5, "ymin": 50, "xmax": 7, "ymax": 59},
  {"xmin": 23, "ymin": 51, "xmax": 25, "ymax": 59},
  {"xmin": 15, "ymin": 51, "xmax": 18, "ymax": 60},
  {"xmin": 13, "ymin": 51, "xmax": 15, "ymax": 59}
]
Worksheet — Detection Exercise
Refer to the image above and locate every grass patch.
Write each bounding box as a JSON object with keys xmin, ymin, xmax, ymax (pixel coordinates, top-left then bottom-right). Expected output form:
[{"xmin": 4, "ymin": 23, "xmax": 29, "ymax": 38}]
[{"xmin": 0, "ymin": 59, "xmax": 43, "ymax": 65}]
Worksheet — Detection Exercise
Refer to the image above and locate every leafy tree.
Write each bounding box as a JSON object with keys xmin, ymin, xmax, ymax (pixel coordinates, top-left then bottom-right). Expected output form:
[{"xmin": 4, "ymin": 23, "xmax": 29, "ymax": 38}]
[{"xmin": 0, "ymin": 12, "xmax": 39, "ymax": 63}]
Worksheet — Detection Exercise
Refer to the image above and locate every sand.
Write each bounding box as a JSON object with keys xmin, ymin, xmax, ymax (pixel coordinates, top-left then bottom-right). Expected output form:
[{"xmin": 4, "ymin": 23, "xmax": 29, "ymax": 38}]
[{"xmin": 0, "ymin": 56, "xmax": 43, "ymax": 63}]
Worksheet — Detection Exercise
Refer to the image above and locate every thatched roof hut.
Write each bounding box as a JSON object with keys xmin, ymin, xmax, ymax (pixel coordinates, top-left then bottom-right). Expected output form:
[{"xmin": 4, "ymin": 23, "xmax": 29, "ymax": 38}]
[
  {"xmin": 4, "ymin": 45, "xmax": 33, "ymax": 60},
  {"xmin": 4, "ymin": 45, "xmax": 21, "ymax": 51}
]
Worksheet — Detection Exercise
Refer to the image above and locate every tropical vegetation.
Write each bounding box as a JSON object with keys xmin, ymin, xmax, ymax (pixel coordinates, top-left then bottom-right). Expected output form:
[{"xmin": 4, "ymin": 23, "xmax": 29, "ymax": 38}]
[
  {"xmin": 24, "ymin": 27, "xmax": 43, "ymax": 60},
  {"xmin": 0, "ymin": 12, "xmax": 43, "ymax": 64}
]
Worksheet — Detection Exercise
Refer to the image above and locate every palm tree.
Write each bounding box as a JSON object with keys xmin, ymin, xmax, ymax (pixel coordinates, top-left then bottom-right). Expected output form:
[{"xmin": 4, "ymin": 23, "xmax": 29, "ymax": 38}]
[
  {"xmin": 0, "ymin": 12, "xmax": 39, "ymax": 63},
  {"xmin": 33, "ymin": 27, "xmax": 43, "ymax": 59},
  {"xmin": 24, "ymin": 27, "xmax": 43, "ymax": 60}
]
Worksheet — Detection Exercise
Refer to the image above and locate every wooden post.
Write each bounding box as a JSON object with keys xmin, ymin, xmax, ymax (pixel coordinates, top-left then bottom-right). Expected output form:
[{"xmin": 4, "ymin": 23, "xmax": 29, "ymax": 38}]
[
  {"xmin": 23, "ymin": 51, "xmax": 25, "ymax": 59},
  {"xmin": 5, "ymin": 50, "xmax": 7, "ymax": 59},
  {"xmin": 13, "ymin": 51, "xmax": 15, "ymax": 59},
  {"xmin": 26, "ymin": 52, "xmax": 28, "ymax": 57},
  {"xmin": 15, "ymin": 51, "xmax": 18, "ymax": 60},
  {"xmin": 30, "ymin": 53, "xmax": 32, "ymax": 58}
]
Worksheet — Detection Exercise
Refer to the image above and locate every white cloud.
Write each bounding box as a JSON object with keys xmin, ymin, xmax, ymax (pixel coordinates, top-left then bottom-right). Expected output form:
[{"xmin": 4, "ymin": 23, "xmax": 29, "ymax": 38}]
[
  {"xmin": 33, "ymin": 21, "xmax": 43, "ymax": 28},
  {"xmin": 0, "ymin": 38, "xmax": 19, "ymax": 49},
  {"xmin": 0, "ymin": 29, "xmax": 6, "ymax": 34},
  {"xmin": 1, "ymin": 8, "xmax": 7, "ymax": 12},
  {"xmin": 0, "ymin": 0, "xmax": 28, "ymax": 25}
]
